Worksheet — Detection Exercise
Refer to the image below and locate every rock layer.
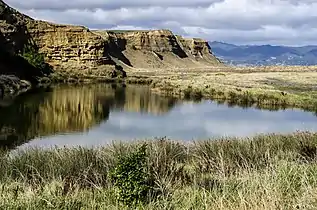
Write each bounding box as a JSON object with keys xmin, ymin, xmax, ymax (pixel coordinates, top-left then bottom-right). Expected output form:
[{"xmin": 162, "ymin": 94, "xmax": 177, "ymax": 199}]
[
  {"xmin": 0, "ymin": 0, "xmax": 222, "ymax": 80},
  {"xmin": 95, "ymin": 30, "xmax": 222, "ymax": 69},
  {"xmin": 176, "ymin": 36, "xmax": 222, "ymax": 64},
  {"xmin": 0, "ymin": 0, "xmax": 122, "ymax": 78}
]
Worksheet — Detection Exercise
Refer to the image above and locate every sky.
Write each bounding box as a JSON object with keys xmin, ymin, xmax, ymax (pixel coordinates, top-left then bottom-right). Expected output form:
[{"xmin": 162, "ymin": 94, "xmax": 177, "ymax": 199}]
[{"xmin": 5, "ymin": 0, "xmax": 317, "ymax": 46}]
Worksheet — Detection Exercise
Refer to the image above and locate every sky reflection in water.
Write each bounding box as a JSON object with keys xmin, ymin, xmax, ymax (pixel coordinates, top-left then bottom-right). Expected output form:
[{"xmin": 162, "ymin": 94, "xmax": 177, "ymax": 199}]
[
  {"xmin": 0, "ymin": 84, "xmax": 316, "ymax": 150},
  {"xmin": 20, "ymin": 100, "xmax": 317, "ymax": 149}
]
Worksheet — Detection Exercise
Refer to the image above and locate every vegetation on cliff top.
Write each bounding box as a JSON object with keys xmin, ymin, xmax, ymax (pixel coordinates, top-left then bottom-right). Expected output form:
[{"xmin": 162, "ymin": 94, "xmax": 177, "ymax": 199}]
[{"xmin": 1, "ymin": 132, "xmax": 317, "ymax": 209}]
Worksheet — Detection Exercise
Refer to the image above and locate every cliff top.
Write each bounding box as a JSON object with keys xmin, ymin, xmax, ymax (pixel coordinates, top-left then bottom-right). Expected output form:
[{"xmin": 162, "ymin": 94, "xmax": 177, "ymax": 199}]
[
  {"xmin": 94, "ymin": 29, "xmax": 175, "ymax": 37},
  {"xmin": 106, "ymin": 29, "xmax": 172, "ymax": 33}
]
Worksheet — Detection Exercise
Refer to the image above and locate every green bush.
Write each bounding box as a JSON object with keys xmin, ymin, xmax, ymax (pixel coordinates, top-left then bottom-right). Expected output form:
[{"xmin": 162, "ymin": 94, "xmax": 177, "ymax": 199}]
[
  {"xmin": 20, "ymin": 45, "xmax": 48, "ymax": 72},
  {"xmin": 110, "ymin": 144, "xmax": 153, "ymax": 206}
]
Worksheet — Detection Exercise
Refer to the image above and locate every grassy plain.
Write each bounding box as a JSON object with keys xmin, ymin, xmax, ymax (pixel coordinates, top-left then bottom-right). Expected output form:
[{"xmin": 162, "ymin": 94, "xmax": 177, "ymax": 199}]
[
  {"xmin": 1, "ymin": 132, "xmax": 317, "ymax": 209},
  {"xmin": 126, "ymin": 65, "xmax": 317, "ymax": 111},
  {"xmin": 44, "ymin": 64, "xmax": 317, "ymax": 111}
]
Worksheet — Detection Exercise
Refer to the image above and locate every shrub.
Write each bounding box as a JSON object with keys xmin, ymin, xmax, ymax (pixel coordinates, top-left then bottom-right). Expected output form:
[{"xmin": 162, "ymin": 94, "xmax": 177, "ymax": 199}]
[
  {"xmin": 110, "ymin": 143, "xmax": 152, "ymax": 206},
  {"xmin": 20, "ymin": 45, "xmax": 49, "ymax": 73}
]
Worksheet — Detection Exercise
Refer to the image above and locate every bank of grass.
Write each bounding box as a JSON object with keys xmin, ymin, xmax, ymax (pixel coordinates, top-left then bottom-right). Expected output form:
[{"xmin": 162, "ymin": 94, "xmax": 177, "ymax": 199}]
[
  {"xmin": 34, "ymin": 64, "xmax": 317, "ymax": 112},
  {"xmin": 1, "ymin": 132, "xmax": 317, "ymax": 209},
  {"xmin": 158, "ymin": 83, "xmax": 317, "ymax": 110},
  {"xmin": 42, "ymin": 65, "xmax": 127, "ymax": 85},
  {"xmin": 140, "ymin": 69, "xmax": 317, "ymax": 112}
]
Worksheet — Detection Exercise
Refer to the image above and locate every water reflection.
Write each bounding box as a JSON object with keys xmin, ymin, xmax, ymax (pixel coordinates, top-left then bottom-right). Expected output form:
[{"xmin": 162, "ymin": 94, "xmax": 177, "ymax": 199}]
[
  {"xmin": 2, "ymin": 83, "xmax": 317, "ymax": 150},
  {"xmin": 0, "ymin": 84, "xmax": 177, "ymax": 149},
  {"xmin": 20, "ymin": 100, "xmax": 317, "ymax": 149}
]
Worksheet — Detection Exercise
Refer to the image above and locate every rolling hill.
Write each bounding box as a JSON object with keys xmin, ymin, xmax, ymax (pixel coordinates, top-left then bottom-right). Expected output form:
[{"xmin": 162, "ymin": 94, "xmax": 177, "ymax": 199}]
[{"xmin": 209, "ymin": 41, "xmax": 317, "ymax": 66}]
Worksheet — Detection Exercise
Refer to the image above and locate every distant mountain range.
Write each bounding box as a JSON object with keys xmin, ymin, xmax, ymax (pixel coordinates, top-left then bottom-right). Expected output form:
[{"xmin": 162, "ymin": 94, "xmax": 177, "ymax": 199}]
[{"xmin": 209, "ymin": 41, "xmax": 317, "ymax": 66}]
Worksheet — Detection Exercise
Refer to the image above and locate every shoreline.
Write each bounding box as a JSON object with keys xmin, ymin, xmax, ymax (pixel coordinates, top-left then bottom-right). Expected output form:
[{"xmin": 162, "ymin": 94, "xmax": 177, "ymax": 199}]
[
  {"xmin": 126, "ymin": 65, "xmax": 317, "ymax": 112},
  {"xmin": 0, "ymin": 75, "xmax": 32, "ymax": 100},
  {"xmin": 4, "ymin": 64, "xmax": 317, "ymax": 113}
]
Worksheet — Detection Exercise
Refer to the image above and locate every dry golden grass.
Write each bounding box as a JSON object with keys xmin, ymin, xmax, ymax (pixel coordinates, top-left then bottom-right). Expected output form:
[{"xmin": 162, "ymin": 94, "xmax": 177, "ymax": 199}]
[
  {"xmin": 126, "ymin": 65, "xmax": 317, "ymax": 111},
  {"xmin": 2, "ymin": 132, "xmax": 317, "ymax": 209},
  {"xmin": 42, "ymin": 64, "xmax": 317, "ymax": 111}
]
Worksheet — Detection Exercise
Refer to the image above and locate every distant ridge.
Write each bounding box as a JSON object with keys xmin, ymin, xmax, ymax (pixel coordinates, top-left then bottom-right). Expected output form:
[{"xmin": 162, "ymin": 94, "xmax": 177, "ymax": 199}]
[{"xmin": 209, "ymin": 41, "xmax": 317, "ymax": 66}]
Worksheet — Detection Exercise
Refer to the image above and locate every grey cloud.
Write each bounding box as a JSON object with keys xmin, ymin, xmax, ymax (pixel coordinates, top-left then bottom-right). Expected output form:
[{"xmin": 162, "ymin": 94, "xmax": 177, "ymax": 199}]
[
  {"xmin": 5, "ymin": 0, "xmax": 317, "ymax": 45},
  {"xmin": 6, "ymin": 0, "xmax": 221, "ymax": 10},
  {"xmin": 21, "ymin": 4, "xmax": 317, "ymax": 30},
  {"xmin": 183, "ymin": 26, "xmax": 317, "ymax": 46}
]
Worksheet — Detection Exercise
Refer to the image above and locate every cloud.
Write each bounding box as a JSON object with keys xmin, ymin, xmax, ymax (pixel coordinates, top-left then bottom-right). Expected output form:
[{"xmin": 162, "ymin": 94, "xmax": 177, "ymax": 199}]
[
  {"xmin": 5, "ymin": 0, "xmax": 317, "ymax": 45},
  {"xmin": 6, "ymin": 0, "xmax": 221, "ymax": 10}
]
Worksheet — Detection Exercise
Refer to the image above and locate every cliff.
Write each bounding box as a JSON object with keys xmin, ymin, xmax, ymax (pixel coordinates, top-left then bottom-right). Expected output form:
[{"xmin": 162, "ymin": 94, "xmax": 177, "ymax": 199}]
[
  {"xmin": 94, "ymin": 30, "xmax": 222, "ymax": 69},
  {"xmin": 0, "ymin": 1, "xmax": 42, "ymax": 94},
  {"xmin": 0, "ymin": 0, "xmax": 124, "ymax": 81},
  {"xmin": 176, "ymin": 36, "xmax": 222, "ymax": 65},
  {"xmin": 0, "ymin": 0, "xmax": 32, "ymax": 54},
  {"xmin": 26, "ymin": 22, "xmax": 119, "ymax": 71},
  {"xmin": 0, "ymin": 0, "xmax": 222, "ymax": 83}
]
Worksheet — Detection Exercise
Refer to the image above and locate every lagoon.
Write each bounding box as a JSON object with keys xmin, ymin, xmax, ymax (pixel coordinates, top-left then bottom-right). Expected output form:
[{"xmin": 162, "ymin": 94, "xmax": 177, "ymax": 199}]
[{"xmin": 0, "ymin": 84, "xmax": 317, "ymax": 149}]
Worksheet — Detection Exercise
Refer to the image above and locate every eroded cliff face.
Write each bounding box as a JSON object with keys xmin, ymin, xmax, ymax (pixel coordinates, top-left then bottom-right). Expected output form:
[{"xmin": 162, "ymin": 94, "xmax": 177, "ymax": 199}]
[
  {"xmin": 27, "ymin": 22, "xmax": 116, "ymax": 69},
  {"xmin": 0, "ymin": 0, "xmax": 123, "ymax": 79},
  {"xmin": 1, "ymin": 0, "xmax": 104, "ymax": 66},
  {"xmin": 112, "ymin": 30, "xmax": 186, "ymax": 54},
  {"xmin": 0, "ymin": 1, "xmax": 45, "ymax": 93},
  {"xmin": 0, "ymin": 0, "xmax": 32, "ymax": 54},
  {"xmin": 176, "ymin": 36, "xmax": 222, "ymax": 65},
  {"xmin": 1, "ymin": 0, "xmax": 222, "ymax": 81},
  {"xmin": 94, "ymin": 30, "xmax": 222, "ymax": 69}
]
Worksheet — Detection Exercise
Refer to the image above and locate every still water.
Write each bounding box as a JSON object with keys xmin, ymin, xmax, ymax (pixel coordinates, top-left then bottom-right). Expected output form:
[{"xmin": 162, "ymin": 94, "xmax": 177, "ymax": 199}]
[{"xmin": 0, "ymin": 84, "xmax": 317, "ymax": 149}]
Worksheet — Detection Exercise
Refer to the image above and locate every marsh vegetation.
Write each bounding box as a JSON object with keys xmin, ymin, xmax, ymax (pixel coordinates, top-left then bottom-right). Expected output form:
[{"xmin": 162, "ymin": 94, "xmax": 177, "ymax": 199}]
[
  {"xmin": 125, "ymin": 66, "xmax": 317, "ymax": 112},
  {"xmin": 1, "ymin": 132, "xmax": 317, "ymax": 209}
]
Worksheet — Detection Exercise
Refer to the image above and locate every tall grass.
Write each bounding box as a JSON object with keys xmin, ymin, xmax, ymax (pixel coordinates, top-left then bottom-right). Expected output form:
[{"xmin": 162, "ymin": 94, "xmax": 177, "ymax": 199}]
[
  {"xmin": 154, "ymin": 81, "xmax": 317, "ymax": 112},
  {"xmin": 1, "ymin": 132, "xmax": 317, "ymax": 209}
]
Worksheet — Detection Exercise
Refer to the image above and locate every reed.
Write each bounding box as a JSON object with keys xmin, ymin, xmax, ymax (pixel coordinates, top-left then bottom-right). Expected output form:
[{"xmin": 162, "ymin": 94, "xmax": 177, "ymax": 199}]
[{"xmin": 1, "ymin": 132, "xmax": 317, "ymax": 209}]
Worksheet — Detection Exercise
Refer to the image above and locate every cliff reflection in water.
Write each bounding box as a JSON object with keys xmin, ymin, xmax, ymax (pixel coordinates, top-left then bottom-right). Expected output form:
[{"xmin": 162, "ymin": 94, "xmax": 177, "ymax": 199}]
[{"xmin": 0, "ymin": 84, "xmax": 178, "ymax": 149}]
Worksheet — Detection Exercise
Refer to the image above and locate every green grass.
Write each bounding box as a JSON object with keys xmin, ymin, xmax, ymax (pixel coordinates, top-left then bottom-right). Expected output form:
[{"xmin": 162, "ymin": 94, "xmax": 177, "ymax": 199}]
[{"xmin": 2, "ymin": 132, "xmax": 317, "ymax": 209}]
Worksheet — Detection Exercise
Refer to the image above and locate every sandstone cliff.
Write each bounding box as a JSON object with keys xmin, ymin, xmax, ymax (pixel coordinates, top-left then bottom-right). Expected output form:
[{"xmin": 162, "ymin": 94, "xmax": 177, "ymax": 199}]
[
  {"xmin": 0, "ymin": 0, "xmax": 33, "ymax": 54},
  {"xmin": 176, "ymin": 36, "xmax": 222, "ymax": 65},
  {"xmin": 26, "ymin": 22, "xmax": 120, "ymax": 72},
  {"xmin": 0, "ymin": 0, "xmax": 222, "ymax": 83},
  {"xmin": 0, "ymin": 0, "xmax": 124, "ymax": 80},
  {"xmin": 94, "ymin": 30, "xmax": 222, "ymax": 69}
]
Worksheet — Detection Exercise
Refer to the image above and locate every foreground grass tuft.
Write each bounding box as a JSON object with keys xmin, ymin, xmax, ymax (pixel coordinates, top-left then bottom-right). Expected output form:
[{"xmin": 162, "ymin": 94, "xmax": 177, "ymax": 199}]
[{"xmin": 1, "ymin": 132, "xmax": 317, "ymax": 209}]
